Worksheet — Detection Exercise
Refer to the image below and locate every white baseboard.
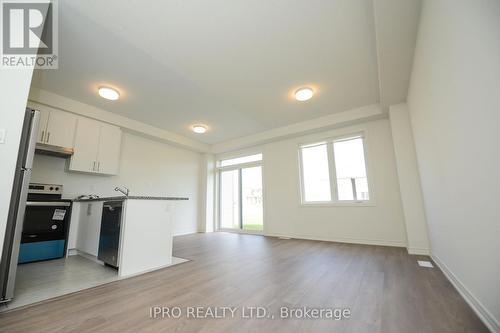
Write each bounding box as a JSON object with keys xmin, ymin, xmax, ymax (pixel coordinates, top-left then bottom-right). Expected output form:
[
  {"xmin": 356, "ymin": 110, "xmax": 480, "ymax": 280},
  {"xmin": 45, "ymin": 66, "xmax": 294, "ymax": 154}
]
[
  {"xmin": 265, "ymin": 232, "xmax": 406, "ymax": 248},
  {"xmin": 118, "ymin": 257, "xmax": 188, "ymax": 279},
  {"xmin": 69, "ymin": 249, "xmax": 105, "ymax": 266},
  {"xmin": 173, "ymin": 230, "xmax": 200, "ymax": 236},
  {"xmin": 407, "ymin": 247, "xmax": 430, "ymax": 255},
  {"xmin": 432, "ymin": 254, "xmax": 500, "ymax": 333}
]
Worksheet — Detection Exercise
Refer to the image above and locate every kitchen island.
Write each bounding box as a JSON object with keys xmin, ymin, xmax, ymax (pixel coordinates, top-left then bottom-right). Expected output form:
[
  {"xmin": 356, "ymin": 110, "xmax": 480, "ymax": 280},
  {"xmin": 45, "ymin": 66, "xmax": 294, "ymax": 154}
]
[{"xmin": 69, "ymin": 196, "xmax": 188, "ymax": 278}]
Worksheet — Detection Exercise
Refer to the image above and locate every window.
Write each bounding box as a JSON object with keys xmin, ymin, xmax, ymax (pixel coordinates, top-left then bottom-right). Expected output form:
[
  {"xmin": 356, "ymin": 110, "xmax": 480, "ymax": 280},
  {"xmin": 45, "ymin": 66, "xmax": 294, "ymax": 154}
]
[
  {"xmin": 220, "ymin": 153, "xmax": 262, "ymax": 167},
  {"xmin": 300, "ymin": 143, "xmax": 331, "ymax": 202},
  {"xmin": 333, "ymin": 137, "xmax": 369, "ymax": 201},
  {"xmin": 299, "ymin": 135, "xmax": 370, "ymax": 204}
]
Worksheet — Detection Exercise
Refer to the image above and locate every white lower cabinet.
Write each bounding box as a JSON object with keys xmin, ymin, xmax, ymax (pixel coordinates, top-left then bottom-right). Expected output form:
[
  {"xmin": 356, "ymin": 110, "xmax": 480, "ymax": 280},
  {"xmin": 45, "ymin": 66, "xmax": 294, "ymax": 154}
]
[
  {"xmin": 76, "ymin": 202, "xmax": 103, "ymax": 257},
  {"xmin": 69, "ymin": 117, "xmax": 122, "ymax": 175}
]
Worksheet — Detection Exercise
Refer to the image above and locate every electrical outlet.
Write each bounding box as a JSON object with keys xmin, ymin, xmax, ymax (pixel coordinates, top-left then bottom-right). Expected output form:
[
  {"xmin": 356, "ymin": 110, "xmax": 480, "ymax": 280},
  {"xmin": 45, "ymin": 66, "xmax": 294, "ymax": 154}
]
[{"xmin": 0, "ymin": 129, "xmax": 5, "ymax": 144}]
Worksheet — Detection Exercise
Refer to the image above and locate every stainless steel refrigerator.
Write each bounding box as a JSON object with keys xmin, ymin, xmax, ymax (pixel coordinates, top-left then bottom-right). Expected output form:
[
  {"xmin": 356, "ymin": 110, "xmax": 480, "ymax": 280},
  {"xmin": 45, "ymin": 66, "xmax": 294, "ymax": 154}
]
[{"xmin": 0, "ymin": 108, "xmax": 40, "ymax": 302}]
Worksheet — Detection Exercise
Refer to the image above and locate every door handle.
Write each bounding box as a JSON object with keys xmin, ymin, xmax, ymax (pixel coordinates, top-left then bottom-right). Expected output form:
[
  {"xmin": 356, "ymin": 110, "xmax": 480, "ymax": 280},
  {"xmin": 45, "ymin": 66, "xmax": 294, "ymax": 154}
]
[{"xmin": 26, "ymin": 201, "xmax": 71, "ymax": 207}]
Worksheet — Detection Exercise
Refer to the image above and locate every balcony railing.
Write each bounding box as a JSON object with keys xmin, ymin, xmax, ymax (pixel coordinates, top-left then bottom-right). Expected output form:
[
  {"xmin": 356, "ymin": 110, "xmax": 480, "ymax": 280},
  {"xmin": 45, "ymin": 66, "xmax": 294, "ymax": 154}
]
[{"xmin": 337, "ymin": 177, "xmax": 369, "ymax": 201}]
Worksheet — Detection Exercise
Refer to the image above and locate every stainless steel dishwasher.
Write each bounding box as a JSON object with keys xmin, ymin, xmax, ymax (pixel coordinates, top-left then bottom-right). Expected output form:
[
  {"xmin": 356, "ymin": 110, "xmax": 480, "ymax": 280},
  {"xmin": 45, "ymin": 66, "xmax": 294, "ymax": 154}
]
[{"xmin": 98, "ymin": 201, "xmax": 123, "ymax": 268}]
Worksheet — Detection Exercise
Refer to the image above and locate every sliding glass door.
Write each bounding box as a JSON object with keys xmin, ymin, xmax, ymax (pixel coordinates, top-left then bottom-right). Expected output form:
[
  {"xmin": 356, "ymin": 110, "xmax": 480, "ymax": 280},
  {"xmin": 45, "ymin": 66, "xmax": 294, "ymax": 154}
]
[
  {"xmin": 220, "ymin": 169, "xmax": 240, "ymax": 229},
  {"xmin": 218, "ymin": 155, "xmax": 263, "ymax": 233},
  {"xmin": 241, "ymin": 166, "xmax": 263, "ymax": 231}
]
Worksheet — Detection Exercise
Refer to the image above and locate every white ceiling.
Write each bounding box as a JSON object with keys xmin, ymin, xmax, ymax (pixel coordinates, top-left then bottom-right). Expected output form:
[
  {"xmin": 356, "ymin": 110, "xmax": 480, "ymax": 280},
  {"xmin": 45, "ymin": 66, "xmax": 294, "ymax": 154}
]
[{"xmin": 31, "ymin": 0, "xmax": 420, "ymax": 144}]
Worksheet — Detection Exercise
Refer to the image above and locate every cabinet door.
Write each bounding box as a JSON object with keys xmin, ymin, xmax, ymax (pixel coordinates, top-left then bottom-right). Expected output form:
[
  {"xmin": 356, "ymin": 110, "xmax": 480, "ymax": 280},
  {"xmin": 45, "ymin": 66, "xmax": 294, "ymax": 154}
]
[
  {"xmin": 76, "ymin": 202, "xmax": 103, "ymax": 257},
  {"xmin": 36, "ymin": 109, "xmax": 50, "ymax": 144},
  {"xmin": 96, "ymin": 123, "xmax": 122, "ymax": 175},
  {"xmin": 45, "ymin": 109, "xmax": 77, "ymax": 147},
  {"xmin": 69, "ymin": 117, "xmax": 100, "ymax": 173}
]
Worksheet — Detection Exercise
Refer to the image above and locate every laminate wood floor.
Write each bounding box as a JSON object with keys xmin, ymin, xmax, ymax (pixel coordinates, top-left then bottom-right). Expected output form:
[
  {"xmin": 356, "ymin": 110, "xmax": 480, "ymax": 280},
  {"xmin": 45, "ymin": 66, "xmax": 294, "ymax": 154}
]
[{"xmin": 0, "ymin": 232, "xmax": 489, "ymax": 333}]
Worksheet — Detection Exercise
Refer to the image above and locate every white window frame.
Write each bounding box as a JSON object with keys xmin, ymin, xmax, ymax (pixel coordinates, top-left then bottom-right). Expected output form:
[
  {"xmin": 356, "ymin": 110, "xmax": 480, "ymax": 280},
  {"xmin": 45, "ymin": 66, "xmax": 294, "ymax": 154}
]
[
  {"xmin": 298, "ymin": 132, "xmax": 375, "ymax": 207},
  {"xmin": 216, "ymin": 152, "xmax": 264, "ymax": 234}
]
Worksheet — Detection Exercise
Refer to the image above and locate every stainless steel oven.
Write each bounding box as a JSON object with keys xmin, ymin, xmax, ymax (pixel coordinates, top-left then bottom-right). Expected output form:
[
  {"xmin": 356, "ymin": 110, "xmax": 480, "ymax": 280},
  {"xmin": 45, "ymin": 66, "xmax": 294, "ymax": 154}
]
[{"xmin": 18, "ymin": 184, "xmax": 72, "ymax": 264}]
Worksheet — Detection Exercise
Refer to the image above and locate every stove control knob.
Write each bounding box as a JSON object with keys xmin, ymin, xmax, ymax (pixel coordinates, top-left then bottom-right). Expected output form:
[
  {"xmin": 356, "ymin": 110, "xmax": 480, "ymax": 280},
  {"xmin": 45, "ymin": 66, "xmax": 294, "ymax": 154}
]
[{"xmin": 49, "ymin": 187, "xmax": 54, "ymax": 191}]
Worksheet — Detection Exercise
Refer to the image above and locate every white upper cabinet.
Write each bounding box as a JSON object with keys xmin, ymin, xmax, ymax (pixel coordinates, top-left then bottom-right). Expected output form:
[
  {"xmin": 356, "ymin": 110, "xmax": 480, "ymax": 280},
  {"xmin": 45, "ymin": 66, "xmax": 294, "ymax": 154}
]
[
  {"xmin": 70, "ymin": 117, "xmax": 100, "ymax": 173},
  {"xmin": 36, "ymin": 109, "xmax": 49, "ymax": 144},
  {"xmin": 97, "ymin": 123, "xmax": 122, "ymax": 175},
  {"xmin": 45, "ymin": 109, "xmax": 78, "ymax": 147},
  {"xmin": 69, "ymin": 117, "xmax": 122, "ymax": 175},
  {"xmin": 36, "ymin": 108, "xmax": 77, "ymax": 148}
]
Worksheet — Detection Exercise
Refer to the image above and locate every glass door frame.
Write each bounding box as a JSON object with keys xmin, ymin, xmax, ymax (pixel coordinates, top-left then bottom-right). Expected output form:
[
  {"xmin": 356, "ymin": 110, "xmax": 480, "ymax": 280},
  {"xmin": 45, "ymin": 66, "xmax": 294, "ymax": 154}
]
[{"xmin": 216, "ymin": 160, "xmax": 264, "ymax": 235}]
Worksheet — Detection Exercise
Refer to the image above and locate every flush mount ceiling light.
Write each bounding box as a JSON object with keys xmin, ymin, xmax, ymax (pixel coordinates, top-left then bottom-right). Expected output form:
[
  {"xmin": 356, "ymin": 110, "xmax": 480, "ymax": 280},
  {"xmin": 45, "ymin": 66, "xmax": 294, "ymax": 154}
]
[
  {"xmin": 192, "ymin": 125, "xmax": 207, "ymax": 134},
  {"xmin": 295, "ymin": 87, "xmax": 314, "ymax": 101},
  {"xmin": 98, "ymin": 86, "xmax": 120, "ymax": 100}
]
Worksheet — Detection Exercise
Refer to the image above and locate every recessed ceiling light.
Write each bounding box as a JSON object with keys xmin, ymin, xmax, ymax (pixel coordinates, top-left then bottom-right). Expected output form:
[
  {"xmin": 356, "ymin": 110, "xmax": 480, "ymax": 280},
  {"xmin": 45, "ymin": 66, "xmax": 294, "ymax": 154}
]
[
  {"xmin": 98, "ymin": 87, "xmax": 120, "ymax": 100},
  {"xmin": 192, "ymin": 125, "xmax": 207, "ymax": 134},
  {"xmin": 295, "ymin": 87, "xmax": 314, "ymax": 101}
]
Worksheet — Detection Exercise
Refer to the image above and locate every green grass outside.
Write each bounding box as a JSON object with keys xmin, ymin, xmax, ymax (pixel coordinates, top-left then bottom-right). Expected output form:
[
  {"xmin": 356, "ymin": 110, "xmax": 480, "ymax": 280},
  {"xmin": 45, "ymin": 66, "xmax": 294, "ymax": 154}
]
[{"xmin": 243, "ymin": 224, "xmax": 263, "ymax": 231}]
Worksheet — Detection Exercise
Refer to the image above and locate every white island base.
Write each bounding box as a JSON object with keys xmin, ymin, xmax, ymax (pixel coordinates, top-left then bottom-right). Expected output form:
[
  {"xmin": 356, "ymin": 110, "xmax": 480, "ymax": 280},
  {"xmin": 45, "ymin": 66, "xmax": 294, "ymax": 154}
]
[
  {"xmin": 69, "ymin": 198, "xmax": 181, "ymax": 279},
  {"xmin": 118, "ymin": 199, "xmax": 173, "ymax": 277}
]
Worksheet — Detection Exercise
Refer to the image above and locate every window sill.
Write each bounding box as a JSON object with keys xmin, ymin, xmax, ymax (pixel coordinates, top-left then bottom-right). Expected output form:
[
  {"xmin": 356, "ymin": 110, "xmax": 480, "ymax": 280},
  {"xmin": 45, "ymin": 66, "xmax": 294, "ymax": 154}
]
[{"xmin": 300, "ymin": 201, "xmax": 375, "ymax": 207}]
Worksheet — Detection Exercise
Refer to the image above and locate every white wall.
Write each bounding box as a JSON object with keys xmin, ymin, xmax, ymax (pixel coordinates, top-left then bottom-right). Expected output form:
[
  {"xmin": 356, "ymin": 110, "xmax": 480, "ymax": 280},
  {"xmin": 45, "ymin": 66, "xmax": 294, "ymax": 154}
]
[
  {"xmin": 198, "ymin": 154, "xmax": 216, "ymax": 232},
  {"xmin": 31, "ymin": 132, "xmax": 201, "ymax": 236},
  {"xmin": 373, "ymin": 0, "xmax": 422, "ymax": 110},
  {"xmin": 407, "ymin": 0, "xmax": 500, "ymax": 331},
  {"xmin": 239, "ymin": 118, "xmax": 407, "ymax": 246},
  {"xmin": 389, "ymin": 104, "xmax": 430, "ymax": 255},
  {"xmin": 0, "ymin": 69, "xmax": 35, "ymax": 259}
]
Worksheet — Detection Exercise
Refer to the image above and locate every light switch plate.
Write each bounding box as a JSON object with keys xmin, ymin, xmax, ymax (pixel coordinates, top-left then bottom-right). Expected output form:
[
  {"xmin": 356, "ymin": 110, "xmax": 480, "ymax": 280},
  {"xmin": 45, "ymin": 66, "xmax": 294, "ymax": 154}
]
[
  {"xmin": 0, "ymin": 129, "xmax": 5, "ymax": 144},
  {"xmin": 417, "ymin": 260, "xmax": 434, "ymax": 268}
]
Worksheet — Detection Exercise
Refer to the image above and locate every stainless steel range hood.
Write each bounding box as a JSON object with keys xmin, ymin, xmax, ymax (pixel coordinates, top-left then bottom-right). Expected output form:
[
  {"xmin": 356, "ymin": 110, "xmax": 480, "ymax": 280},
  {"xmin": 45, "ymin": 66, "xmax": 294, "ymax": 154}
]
[{"xmin": 35, "ymin": 143, "xmax": 74, "ymax": 158}]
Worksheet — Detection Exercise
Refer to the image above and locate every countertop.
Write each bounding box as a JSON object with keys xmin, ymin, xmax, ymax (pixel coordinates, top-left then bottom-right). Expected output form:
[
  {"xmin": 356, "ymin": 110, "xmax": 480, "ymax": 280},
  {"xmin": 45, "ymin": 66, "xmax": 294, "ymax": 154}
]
[{"xmin": 73, "ymin": 196, "xmax": 189, "ymax": 202}]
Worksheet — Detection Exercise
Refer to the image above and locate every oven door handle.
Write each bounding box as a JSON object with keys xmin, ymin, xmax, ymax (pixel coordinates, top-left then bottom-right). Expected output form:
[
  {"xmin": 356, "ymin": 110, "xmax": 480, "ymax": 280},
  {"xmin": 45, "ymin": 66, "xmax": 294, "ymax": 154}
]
[{"xmin": 26, "ymin": 202, "xmax": 71, "ymax": 207}]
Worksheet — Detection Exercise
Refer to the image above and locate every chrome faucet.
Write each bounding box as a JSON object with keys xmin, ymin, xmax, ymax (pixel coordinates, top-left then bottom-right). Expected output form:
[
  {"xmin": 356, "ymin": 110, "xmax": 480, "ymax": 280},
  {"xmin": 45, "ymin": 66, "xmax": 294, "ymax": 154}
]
[{"xmin": 114, "ymin": 186, "xmax": 129, "ymax": 196}]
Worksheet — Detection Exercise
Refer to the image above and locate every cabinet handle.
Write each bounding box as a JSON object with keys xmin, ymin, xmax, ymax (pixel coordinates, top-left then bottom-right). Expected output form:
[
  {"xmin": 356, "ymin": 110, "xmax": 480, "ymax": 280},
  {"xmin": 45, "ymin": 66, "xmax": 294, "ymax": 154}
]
[
  {"xmin": 98, "ymin": 161, "xmax": 100, "ymax": 172},
  {"xmin": 92, "ymin": 161, "xmax": 96, "ymax": 171},
  {"xmin": 46, "ymin": 132, "xmax": 50, "ymax": 143},
  {"xmin": 41, "ymin": 130, "xmax": 45, "ymax": 142}
]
